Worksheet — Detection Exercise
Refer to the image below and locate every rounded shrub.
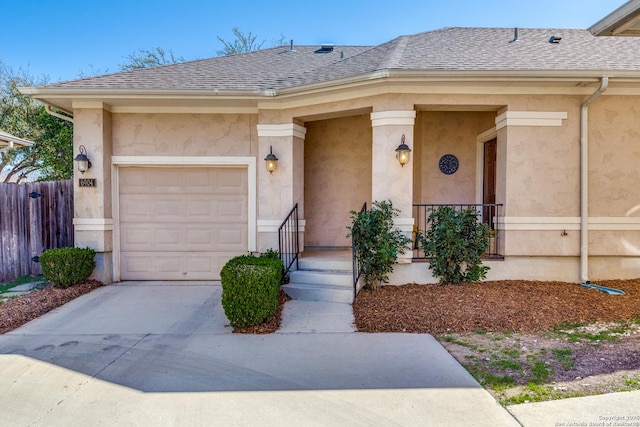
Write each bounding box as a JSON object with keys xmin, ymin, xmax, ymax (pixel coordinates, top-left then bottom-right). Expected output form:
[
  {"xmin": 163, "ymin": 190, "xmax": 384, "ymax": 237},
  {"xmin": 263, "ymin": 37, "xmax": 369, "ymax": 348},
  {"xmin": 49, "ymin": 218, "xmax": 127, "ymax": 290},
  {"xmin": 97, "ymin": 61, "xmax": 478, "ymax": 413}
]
[
  {"xmin": 39, "ymin": 247, "xmax": 96, "ymax": 288},
  {"xmin": 418, "ymin": 206, "xmax": 490, "ymax": 285},
  {"xmin": 220, "ymin": 255, "xmax": 283, "ymax": 329}
]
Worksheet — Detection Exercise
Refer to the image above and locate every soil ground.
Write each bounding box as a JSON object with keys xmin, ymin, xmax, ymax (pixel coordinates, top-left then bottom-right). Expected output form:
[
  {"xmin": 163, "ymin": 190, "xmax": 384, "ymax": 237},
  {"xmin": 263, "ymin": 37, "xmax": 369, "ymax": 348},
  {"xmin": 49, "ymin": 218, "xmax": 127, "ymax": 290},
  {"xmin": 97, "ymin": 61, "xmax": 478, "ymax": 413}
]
[{"xmin": 354, "ymin": 279, "xmax": 640, "ymax": 403}]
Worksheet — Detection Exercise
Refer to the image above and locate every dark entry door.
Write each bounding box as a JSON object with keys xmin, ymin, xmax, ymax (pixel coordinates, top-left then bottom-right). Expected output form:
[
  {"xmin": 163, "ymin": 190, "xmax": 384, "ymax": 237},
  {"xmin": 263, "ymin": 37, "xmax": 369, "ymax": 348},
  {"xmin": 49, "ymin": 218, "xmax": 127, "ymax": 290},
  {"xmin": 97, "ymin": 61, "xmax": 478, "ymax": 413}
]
[{"xmin": 483, "ymin": 138, "xmax": 497, "ymax": 230}]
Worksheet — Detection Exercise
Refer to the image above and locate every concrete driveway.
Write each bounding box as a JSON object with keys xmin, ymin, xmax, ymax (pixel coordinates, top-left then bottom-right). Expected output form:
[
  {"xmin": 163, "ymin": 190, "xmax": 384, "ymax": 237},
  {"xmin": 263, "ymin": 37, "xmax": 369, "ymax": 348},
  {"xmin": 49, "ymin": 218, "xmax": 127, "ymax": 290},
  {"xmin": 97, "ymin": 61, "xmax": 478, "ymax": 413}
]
[{"xmin": 0, "ymin": 281, "xmax": 519, "ymax": 426}]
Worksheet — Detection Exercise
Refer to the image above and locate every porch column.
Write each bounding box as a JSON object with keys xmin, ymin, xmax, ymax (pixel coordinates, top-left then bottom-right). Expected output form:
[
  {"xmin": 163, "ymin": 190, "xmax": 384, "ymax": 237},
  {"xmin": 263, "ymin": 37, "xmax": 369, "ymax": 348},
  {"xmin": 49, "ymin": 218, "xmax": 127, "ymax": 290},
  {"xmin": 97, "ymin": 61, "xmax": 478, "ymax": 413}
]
[
  {"xmin": 71, "ymin": 102, "xmax": 113, "ymax": 283},
  {"xmin": 256, "ymin": 123, "xmax": 306, "ymax": 253},
  {"xmin": 370, "ymin": 110, "xmax": 416, "ymax": 263}
]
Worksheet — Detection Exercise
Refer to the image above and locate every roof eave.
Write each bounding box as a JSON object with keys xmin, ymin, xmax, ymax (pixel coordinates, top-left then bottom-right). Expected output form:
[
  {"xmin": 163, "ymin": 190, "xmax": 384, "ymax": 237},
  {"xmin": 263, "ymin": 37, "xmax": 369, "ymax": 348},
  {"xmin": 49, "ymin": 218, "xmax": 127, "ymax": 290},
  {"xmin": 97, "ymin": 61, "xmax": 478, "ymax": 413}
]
[
  {"xmin": 589, "ymin": 0, "xmax": 640, "ymax": 36},
  {"xmin": 19, "ymin": 86, "xmax": 276, "ymax": 98},
  {"xmin": 273, "ymin": 69, "xmax": 640, "ymax": 96}
]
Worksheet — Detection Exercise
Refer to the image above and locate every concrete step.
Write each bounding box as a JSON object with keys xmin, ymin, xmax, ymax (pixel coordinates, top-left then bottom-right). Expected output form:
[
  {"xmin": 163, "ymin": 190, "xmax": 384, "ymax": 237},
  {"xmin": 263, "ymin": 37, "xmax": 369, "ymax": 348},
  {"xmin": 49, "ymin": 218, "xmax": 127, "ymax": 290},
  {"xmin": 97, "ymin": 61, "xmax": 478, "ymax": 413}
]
[
  {"xmin": 282, "ymin": 282, "xmax": 354, "ymax": 304},
  {"xmin": 298, "ymin": 256, "xmax": 352, "ymax": 272},
  {"xmin": 288, "ymin": 270, "xmax": 352, "ymax": 287},
  {"xmin": 284, "ymin": 250, "xmax": 354, "ymax": 303}
]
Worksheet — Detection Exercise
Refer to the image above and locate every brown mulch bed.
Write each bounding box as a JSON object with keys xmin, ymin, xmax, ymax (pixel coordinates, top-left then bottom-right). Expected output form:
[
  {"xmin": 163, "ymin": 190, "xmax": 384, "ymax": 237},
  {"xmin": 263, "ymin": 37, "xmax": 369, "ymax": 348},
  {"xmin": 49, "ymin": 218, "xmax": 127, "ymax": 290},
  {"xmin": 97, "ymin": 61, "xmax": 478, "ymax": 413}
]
[
  {"xmin": 232, "ymin": 290, "xmax": 291, "ymax": 334},
  {"xmin": 354, "ymin": 279, "xmax": 640, "ymax": 334},
  {"xmin": 0, "ymin": 280, "xmax": 104, "ymax": 334}
]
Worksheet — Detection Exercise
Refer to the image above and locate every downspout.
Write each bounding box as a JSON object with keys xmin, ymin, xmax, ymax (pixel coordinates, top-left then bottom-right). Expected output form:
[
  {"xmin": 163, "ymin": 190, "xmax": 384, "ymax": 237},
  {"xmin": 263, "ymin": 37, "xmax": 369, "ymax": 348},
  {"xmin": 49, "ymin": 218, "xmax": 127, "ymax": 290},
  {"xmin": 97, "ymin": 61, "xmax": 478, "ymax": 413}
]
[
  {"xmin": 580, "ymin": 76, "xmax": 608, "ymax": 284},
  {"xmin": 44, "ymin": 104, "xmax": 74, "ymax": 123}
]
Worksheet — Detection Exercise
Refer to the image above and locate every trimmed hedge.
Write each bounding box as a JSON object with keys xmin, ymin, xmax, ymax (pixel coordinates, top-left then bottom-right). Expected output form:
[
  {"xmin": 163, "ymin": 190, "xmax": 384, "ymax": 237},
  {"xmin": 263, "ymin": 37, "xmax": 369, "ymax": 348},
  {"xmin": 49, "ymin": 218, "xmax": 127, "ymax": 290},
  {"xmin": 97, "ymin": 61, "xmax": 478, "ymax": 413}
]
[
  {"xmin": 220, "ymin": 255, "xmax": 283, "ymax": 329},
  {"xmin": 39, "ymin": 247, "xmax": 96, "ymax": 288}
]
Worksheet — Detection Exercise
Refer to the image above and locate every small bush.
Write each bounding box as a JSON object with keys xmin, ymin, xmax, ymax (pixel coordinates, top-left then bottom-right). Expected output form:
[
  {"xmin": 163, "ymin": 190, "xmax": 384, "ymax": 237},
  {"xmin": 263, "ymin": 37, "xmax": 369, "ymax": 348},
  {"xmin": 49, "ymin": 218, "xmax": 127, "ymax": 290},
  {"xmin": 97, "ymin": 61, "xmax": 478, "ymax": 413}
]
[
  {"xmin": 259, "ymin": 249, "xmax": 280, "ymax": 259},
  {"xmin": 347, "ymin": 200, "xmax": 411, "ymax": 290},
  {"xmin": 220, "ymin": 255, "xmax": 283, "ymax": 329},
  {"xmin": 419, "ymin": 206, "xmax": 490, "ymax": 285},
  {"xmin": 39, "ymin": 247, "xmax": 96, "ymax": 288}
]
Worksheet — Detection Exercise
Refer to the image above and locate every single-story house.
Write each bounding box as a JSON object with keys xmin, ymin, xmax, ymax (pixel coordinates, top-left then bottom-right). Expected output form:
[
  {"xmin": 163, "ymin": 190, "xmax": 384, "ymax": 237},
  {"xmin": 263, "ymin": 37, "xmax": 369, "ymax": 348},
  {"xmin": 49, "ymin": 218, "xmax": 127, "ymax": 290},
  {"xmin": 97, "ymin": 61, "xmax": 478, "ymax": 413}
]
[{"xmin": 20, "ymin": 15, "xmax": 640, "ymax": 291}]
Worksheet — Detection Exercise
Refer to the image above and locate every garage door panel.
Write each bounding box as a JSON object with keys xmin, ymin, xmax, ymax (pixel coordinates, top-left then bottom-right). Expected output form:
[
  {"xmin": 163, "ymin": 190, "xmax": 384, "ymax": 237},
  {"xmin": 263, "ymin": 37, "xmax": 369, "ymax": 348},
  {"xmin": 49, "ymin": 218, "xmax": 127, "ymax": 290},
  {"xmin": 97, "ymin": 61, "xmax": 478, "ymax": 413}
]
[
  {"xmin": 119, "ymin": 167, "xmax": 248, "ymax": 281},
  {"xmin": 121, "ymin": 251, "xmax": 245, "ymax": 281},
  {"xmin": 120, "ymin": 196, "xmax": 248, "ymax": 224},
  {"xmin": 120, "ymin": 168, "xmax": 247, "ymax": 196},
  {"xmin": 121, "ymin": 224, "xmax": 247, "ymax": 252}
]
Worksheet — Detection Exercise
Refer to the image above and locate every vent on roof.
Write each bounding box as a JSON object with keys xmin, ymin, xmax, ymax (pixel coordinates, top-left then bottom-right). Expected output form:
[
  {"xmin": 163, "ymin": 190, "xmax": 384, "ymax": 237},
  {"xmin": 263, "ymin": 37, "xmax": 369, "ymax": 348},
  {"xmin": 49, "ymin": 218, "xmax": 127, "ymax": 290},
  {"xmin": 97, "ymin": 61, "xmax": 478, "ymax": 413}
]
[
  {"xmin": 314, "ymin": 44, "xmax": 334, "ymax": 54},
  {"xmin": 289, "ymin": 39, "xmax": 295, "ymax": 52},
  {"xmin": 549, "ymin": 36, "xmax": 562, "ymax": 44},
  {"xmin": 510, "ymin": 27, "xmax": 519, "ymax": 43}
]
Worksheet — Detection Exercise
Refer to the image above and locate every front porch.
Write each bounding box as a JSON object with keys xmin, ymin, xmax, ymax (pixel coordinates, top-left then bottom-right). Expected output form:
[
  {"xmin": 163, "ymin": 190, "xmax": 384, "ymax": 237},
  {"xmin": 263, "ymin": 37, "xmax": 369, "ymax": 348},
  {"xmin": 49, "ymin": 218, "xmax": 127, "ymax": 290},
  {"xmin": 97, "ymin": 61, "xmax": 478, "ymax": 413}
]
[{"xmin": 279, "ymin": 201, "xmax": 504, "ymax": 303}]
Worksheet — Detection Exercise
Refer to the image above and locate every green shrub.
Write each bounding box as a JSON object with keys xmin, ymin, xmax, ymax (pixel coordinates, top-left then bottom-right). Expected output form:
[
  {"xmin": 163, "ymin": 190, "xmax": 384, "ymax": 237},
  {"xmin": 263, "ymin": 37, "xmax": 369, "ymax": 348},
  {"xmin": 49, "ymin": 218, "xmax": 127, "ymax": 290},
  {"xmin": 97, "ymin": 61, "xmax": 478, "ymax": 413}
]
[
  {"xmin": 220, "ymin": 255, "xmax": 283, "ymax": 328},
  {"xmin": 347, "ymin": 200, "xmax": 411, "ymax": 290},
  {"xmin": 259, "ymin": 248, "xmax": 280, "ymax": 259},
  {"xmin": 39, "ymin": 247, "xmax": 96, "ymax": 288},
  {"xmin": 418, "ymin": 206, "xmax": 490, "ymax": 285}
]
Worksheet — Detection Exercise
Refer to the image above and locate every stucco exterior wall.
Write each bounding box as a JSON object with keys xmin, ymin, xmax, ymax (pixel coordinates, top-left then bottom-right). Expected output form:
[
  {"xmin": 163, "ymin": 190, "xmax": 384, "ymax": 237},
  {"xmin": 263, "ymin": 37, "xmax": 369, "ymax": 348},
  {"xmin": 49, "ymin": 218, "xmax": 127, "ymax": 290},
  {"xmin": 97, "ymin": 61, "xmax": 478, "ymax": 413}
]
[
  {"xmin": 69, "ymin": 89, "xmax": 640, "ymax": 283},
  {"xmin": 502, "ymin": 109, "xmax": 581, "ymax": 218},
  {"xmin": 414, "ymin": 111, "xmax": 495, "ymax": 204},
  {"xmin": 73, "ymin": 107, "xmax": 114, "ymax": 283},
  {"xmin": 112, "ymin": 113, "xmax": 258, "ymax": 157},
  {"xmin": 589, "ymin": 96, "xmax": 640, "ymax": 216},
  {"xmin": 304, "ymin": 114, "xmax": 372, "ymax": 247}
]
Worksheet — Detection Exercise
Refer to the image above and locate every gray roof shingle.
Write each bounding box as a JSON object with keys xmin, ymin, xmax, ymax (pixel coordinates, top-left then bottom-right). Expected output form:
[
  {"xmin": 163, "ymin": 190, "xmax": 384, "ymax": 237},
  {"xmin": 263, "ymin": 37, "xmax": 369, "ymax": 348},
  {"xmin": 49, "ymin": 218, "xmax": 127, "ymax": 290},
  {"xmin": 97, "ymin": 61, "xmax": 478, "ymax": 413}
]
[{"xmin": 41, "ymin": 28, "xmax": 640, "ymax": 93}]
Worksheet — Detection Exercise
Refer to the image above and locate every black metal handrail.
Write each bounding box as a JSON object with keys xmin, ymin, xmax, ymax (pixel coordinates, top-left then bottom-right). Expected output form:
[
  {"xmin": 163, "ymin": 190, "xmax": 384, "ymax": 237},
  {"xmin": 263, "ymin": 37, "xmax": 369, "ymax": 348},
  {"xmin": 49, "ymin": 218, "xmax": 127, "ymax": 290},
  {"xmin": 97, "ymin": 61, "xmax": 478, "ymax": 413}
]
[
  {"xmin": 352, "ymin": 202, "xmax": 367, "ymax": 300},
  {"xmin": 279, "ymin": 203, "xmax": 300, "ymax": 276},
  {"xmin": 412, "ymin": 203, "xmax": 504, "ymax": 259}
]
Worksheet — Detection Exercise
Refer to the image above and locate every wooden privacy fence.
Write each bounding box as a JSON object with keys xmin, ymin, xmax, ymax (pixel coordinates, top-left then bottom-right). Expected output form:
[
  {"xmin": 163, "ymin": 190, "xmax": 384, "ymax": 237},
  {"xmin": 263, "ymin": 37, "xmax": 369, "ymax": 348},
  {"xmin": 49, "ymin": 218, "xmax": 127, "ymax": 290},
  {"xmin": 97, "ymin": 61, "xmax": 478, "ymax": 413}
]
[{"xmin": 0, "ymin": 180, "xmax": 74, "ymax": 282}]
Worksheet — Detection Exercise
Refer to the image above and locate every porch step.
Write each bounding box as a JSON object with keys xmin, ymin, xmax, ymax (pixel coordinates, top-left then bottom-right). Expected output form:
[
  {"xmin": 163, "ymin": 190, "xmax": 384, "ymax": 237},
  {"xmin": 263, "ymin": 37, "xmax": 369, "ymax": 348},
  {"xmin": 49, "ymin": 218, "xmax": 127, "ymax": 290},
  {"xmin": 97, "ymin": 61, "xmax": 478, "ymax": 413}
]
[
  {"xmin": 298, "ymin": 256, "xmax": 352, "ymax": 272},
  {"xmin": 288, "ymin": 270, "xmax": 352, "ymax": 287},
  {"xmin": 282, "ymin": 251, "xmax": 354, "ymax": 303},
  {"xmin": 282, "ymin": 282, "xmax": 354, "ymax": 304}
]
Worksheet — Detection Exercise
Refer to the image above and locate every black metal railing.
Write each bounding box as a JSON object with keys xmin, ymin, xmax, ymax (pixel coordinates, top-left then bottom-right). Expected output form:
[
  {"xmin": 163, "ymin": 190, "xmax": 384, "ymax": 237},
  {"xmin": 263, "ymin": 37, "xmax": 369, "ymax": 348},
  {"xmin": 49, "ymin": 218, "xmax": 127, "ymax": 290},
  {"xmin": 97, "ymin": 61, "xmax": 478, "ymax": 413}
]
[
  {"xmin": 352, "ymin": 202, "xmax": 367, "ymax": 300},
  {"xmin": 412, "ymin": 203, "xmax": 503, "ymax": 259},
  {"xmin": 278, "ymin": 203, "xmax": 300, "ymax": 276}
]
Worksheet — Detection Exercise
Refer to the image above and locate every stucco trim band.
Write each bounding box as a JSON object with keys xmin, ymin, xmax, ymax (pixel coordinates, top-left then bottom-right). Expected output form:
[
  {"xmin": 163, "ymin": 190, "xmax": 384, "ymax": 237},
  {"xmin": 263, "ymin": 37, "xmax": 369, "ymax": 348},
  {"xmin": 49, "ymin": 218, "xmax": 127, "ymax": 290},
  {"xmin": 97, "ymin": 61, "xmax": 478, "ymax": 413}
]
[
  {"xmin": 257, "ymin": 219, "xmax": 306, "ymax": 233},
  {"xmin": 495, "ymin": 111, "xmax": 568, "ymax": 129},
  {"xmin": 257, "ymin": 123, "xmax": 307, "ymax": 139},
  {"xmin": 73, "ymin": 218, "xmax": 114, "ymax": 231},
  {"xmin": 501, "ymin": 216, "xmax": 640, "ymax": 231},
  {"xmin": 394, "ymin": 217, "xmax": 415, "ymax": 233},
  {"xmin": 370, "ymin": 111, "xmax": 417, "ymax": 127},
  {"xmin": 111, "ymin": 156, "xmax": 257, "ymax": 252},
  {"xmin": 590, "ymin": 217, "xmax": 640, "ymax": 230}
]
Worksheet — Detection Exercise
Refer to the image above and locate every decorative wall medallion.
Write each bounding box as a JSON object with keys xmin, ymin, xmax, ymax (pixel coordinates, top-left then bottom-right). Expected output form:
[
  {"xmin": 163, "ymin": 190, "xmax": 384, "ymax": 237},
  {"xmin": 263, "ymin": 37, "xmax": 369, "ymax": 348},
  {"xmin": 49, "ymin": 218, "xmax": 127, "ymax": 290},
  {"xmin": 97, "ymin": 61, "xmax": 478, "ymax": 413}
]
[{"xmin": 439, "ymin": 154, "xmax": 459, "ymax": 175}]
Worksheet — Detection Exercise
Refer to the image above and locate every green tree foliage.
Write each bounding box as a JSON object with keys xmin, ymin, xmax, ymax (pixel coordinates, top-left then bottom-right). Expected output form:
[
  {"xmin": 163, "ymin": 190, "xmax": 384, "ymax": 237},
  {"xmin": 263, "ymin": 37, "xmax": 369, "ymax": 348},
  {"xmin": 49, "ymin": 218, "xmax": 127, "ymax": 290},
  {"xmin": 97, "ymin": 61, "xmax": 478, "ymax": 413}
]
[
  {"xmin": 0, "ymin": 61, "xmax": 73, "ymax": 182},
  {"xmin": 119, "ymin": 47, "xmax": 186, "ymax": 71},
  {"xmin": 347, "ymin": 200, "xmax": 411, "ymax": 290},
  {"xmin": 418, "ymin": 206, "xmax": 491, "ymax": 285},
  {"xmin": 216, "ymin": 27, "xmax": 286, "ymax": 56}
]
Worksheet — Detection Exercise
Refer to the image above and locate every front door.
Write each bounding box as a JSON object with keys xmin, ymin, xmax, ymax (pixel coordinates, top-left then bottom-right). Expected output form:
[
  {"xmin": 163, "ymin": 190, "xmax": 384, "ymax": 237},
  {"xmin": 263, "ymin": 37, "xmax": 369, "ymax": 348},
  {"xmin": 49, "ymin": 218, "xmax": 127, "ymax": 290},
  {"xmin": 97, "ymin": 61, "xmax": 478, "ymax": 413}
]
[{"xmin": 483, "ymin": 138, "xmax": 497, "ymax": 230}]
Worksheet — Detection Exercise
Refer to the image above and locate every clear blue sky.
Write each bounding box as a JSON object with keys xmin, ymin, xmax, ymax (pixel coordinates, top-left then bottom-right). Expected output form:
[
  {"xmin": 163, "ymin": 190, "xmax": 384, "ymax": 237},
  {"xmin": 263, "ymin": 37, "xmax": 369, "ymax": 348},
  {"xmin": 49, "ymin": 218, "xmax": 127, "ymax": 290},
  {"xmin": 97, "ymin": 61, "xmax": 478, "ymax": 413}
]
[{"xmin": 1, "ymin": 0, "xmax": 629, "ymax": 83}]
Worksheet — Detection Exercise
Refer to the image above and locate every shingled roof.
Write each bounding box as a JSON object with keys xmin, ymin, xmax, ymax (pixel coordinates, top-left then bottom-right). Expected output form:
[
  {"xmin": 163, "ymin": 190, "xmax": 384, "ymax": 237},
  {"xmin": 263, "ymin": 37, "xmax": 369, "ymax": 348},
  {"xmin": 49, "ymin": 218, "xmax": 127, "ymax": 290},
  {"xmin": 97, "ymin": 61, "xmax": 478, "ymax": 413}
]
[{"xmin": 36, "ymin": 27, "xmax": 640, "ymax": 94}]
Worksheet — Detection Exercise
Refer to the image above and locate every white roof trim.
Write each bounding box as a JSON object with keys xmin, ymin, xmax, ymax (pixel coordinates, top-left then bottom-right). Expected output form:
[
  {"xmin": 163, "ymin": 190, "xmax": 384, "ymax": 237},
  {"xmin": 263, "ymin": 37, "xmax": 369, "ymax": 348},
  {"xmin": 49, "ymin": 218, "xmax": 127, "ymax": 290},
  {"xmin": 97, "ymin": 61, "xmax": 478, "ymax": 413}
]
[
  {"xmin": 590, "ymin": 0, "xmax": 640, "ymax": 36},
  {"xmin": 0, "ymin": 130, "xmax": 34, "ymax": 148}
]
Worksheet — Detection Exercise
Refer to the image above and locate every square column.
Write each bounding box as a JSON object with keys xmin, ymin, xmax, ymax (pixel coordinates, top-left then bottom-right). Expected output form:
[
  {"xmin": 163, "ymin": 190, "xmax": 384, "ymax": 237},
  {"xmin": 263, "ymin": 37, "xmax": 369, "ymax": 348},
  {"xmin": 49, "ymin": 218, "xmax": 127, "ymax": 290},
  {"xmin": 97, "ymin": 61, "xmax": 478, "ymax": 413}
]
[
  {"xmin": 370, "ymin": 110, "xmax": 416, "ymax": 263},
  {"xmin": 256, "ymin": 123, "xmax": 306, "ymax": 252},
  {"xmin": 72, "ymin": 103, "xmax": 113, "ymax": 283}
]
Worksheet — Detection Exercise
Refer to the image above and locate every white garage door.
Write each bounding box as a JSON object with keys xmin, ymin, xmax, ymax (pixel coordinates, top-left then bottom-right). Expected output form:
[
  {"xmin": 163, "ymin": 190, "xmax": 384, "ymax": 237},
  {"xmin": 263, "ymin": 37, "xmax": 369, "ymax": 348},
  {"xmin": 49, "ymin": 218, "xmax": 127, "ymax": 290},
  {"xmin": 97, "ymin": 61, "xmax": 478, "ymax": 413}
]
[{"xmin": 119, "ymin": 167, "xmax": 248, "ymax": 280}]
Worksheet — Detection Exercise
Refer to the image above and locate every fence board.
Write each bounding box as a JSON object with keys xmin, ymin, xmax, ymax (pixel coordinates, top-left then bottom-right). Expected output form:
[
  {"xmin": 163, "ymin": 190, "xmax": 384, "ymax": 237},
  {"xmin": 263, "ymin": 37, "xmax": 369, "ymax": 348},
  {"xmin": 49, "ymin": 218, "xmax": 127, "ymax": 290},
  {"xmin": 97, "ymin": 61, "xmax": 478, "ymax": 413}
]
[{"xmin": 0, "ymin": 180, "xmax": 73, "ymax": 282}]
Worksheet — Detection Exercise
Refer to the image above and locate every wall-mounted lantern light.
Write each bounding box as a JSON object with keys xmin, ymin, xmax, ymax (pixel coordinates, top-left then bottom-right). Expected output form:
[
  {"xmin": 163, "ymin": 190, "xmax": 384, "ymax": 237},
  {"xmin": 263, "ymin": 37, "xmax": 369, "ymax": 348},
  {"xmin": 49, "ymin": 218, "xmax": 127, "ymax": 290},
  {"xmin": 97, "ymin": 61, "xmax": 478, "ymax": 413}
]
[
  {"xmin": 264, "ymin": 145, "xmax": 278, "ymax": 174},
  {"xmin": 395, "ymin": 134, "xmax": 411, "ymax": 167},
  {"xmin": 74, "ymin": 145, "xmax": 92, "ymax": 174}
]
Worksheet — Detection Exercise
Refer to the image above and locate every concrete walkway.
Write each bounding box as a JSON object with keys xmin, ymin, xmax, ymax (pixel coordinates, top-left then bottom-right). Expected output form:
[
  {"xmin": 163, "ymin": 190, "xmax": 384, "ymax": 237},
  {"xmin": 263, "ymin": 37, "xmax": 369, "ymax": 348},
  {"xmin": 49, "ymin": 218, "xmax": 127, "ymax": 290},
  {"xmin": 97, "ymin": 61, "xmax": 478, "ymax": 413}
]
[
  {"xmin": 0, "ymin": 281, "xmax": 636, "ymax": 426},
  {"xmin": 0, "ymin": 281, "xmax": 519, "ymax": 426}
]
